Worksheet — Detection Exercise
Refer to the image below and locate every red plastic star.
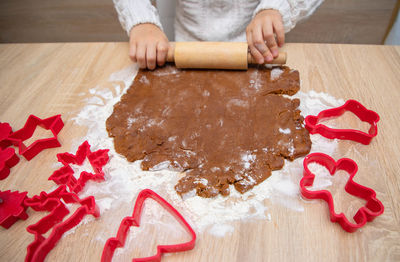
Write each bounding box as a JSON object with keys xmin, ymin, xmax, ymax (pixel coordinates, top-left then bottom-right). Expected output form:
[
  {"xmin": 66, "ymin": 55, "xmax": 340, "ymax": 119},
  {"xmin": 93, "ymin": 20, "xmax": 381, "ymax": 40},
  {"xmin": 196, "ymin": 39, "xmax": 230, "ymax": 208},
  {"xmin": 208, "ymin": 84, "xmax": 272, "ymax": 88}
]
[
  {"xmin": 48, "ymin": 141, "xmax": 109, "ymax": 194},
  {"xmin": 7, "ymin": 115, "xmax": 64, "ymax": 161},
  {"xmin": 0, "ymin": 190, "xmax": 28, "ymax": 229},
  {"xmin": 0, "ymin": 147, "xmax": 20, "ymax": 180}
]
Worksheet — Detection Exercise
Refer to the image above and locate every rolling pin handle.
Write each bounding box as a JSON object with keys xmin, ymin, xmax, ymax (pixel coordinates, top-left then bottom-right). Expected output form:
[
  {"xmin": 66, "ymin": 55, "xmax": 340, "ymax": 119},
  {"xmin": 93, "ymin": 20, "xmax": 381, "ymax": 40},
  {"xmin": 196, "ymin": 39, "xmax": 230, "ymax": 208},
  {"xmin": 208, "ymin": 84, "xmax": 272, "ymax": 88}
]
[
  {"xmin": 247, "ymin": 52, "xmax": 287, "ymax": 65},
  {"xmin": 166, "ymin": 42, "xmax": 287, "ymax": 68},
  {"xmin": 167, "ymin": 42, "xmax": 175, "ymax": 62}
]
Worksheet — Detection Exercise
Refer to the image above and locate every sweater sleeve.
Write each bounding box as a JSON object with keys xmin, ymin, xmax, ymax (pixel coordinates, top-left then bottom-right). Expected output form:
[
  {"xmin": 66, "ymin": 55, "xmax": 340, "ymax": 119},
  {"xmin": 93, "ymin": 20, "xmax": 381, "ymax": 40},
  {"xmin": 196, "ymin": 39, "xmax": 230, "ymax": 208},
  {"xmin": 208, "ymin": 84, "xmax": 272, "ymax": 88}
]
[
  {"xmin": 113, "ymin": 0, "xmax": 163, "ymax": 35},
  {"xmin": 253, "ymin": 0, "xmax": 324, "ymax": 33}
]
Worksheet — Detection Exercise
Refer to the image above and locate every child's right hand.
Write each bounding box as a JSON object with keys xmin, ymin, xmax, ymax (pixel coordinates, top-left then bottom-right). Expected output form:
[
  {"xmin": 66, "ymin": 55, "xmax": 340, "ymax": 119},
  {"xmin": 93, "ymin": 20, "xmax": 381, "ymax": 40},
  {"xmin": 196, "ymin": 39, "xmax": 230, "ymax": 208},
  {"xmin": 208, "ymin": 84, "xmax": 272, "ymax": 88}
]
[{"xmin": 129, "ymin": 23, "xmax": 169, "ymax": 70}]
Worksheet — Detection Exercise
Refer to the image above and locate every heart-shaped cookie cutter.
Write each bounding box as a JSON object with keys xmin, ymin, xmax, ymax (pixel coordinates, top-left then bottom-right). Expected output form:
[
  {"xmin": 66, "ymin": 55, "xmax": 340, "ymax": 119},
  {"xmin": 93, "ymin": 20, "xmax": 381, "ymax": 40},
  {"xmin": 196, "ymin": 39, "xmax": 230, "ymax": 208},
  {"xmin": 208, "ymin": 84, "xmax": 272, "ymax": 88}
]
[
  {"xmin": 305, "ymin": 100, "xmax": 380, "ymax": 145},
  {"xmin": 0, "ymin": 147, "xmax": 20, "ymax": 180},
  {"xmin": 300, "ymin": 153, "xmax": 384, "ymax": 232},
  {"xmin": 101, "ymin": 189, "xmax": 196, "ymax": 262},
  {"xmin": 0, "ymin": 122, "xmax": 13, "ymax": 149},
  {"xmin": 0, "ymin": 190, "xmax": 28, "ymax": 229}
]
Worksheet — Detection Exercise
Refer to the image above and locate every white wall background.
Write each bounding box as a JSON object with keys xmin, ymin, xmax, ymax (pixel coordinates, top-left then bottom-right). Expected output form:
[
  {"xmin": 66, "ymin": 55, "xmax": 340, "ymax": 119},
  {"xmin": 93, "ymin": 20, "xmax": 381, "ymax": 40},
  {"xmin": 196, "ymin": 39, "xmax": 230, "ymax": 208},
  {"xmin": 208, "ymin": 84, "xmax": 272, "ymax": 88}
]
[
  {"xmin": 156, "ymin": 0, "xmax": 176, "ymax": 41},
  {"xmin": 385, "ymin": 9, "xmax": 400, "ymax": 45}
]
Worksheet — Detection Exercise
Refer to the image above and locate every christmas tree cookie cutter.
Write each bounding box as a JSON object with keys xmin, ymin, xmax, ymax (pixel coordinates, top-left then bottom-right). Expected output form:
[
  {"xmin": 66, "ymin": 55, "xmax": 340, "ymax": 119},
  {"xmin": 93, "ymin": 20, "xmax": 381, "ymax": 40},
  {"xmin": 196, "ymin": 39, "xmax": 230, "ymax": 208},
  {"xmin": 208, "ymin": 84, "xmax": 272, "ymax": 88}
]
[{"xmin": 101, "ymin": 189, "xmax": 196, "ymax": 262}]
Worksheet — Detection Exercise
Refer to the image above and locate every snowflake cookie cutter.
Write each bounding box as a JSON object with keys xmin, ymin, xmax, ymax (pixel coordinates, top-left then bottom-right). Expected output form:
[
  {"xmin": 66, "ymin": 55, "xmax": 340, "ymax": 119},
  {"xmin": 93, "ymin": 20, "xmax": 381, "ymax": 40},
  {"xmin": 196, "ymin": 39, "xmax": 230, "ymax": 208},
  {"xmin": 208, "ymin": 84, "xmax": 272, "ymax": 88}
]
[
  {"xmin": 101, "ymin": 189, "xmax": 196, "ymax": 262},
  {"xmin": 0, "ymin": 190, "xmax": 28, "ymax": 229},
  {"xmin": 300, "ymin": 153, "xmax": 384, "ymax": 233},
  {"xmin": 305, "ymin": 100, "xmax": 380, "ymax": 145},
  {"xmin": 24, "ymin": 185, "xmax": 99, "ymax": 262},
  {"xmin": 7, "ymin": 115, "xmax": 64, "ymax": 160},
  {"xmin": 48, "ymin": 140, "xmax": 109, "ymax": 194}
]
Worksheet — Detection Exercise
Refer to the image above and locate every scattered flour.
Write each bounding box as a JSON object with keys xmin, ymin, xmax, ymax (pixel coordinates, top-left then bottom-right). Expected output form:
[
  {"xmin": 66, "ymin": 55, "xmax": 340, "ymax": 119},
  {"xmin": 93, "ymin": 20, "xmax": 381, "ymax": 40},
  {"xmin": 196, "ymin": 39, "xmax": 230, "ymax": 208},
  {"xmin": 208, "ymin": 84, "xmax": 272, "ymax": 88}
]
[
  {"xmin": 69, "ymin": 64, "xmax": 345, "ymax": 239},
  {"xmin": 279, "ymin": 128, "xmax": 291, "ymax": 134},
  {"xmin": 270, "ymin": 68, "xmax": 284, "ymax": 81}
]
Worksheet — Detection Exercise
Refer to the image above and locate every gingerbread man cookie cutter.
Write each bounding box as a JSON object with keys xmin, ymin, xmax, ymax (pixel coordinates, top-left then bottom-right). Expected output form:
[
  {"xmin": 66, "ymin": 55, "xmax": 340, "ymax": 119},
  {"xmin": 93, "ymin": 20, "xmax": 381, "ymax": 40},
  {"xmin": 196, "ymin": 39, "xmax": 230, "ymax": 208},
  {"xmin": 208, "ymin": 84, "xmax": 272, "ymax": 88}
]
[{"xmin": 300, "ymin": 153, "xmax": 384, "ymax": 232}]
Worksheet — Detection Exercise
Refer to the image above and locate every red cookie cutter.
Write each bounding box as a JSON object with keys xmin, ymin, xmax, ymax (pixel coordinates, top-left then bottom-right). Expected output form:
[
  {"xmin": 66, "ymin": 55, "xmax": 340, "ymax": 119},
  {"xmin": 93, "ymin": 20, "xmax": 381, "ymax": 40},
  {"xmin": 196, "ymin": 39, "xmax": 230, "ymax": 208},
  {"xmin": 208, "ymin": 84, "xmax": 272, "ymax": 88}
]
[
  {"xmin": 0, "ymin": 122, "xmax": 13, "ymax": 149},
  {"xmin": 48, "ymin": 141, "xmax": 109, "ymax": 194},
  {"xmin": 24, "ymin": 185, "xmax": 100, "ymax": 262},
  {"xmin": 0, "ymin": 147, "xmax": 20, "ymax": 180},
  {"xmin": 101, "ymin": 189, "xmax": 196, "ymax": 262},
  {"xmin": 8, "ymin": 114, "xmax": 64, "ymax": 160},
  {"xmin": 305, "ymin": 100, "xmax": 380, "ymax": 145},
  {"xmin": 300, "ymin": 153, "xmax": 384, "ymax": 232},
  {"xmin": 0, "ymin": 190, "xmax": 28, "ymax": 229}
]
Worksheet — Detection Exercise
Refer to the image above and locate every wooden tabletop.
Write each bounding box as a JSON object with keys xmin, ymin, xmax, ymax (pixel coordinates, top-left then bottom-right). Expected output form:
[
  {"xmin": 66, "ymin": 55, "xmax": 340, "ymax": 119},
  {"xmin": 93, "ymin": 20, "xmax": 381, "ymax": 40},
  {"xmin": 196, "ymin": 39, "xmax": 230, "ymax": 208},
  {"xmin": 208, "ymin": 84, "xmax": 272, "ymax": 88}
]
[{"xmin": 1, "ymin": 43, "xmax": 400, "ymax": 261}]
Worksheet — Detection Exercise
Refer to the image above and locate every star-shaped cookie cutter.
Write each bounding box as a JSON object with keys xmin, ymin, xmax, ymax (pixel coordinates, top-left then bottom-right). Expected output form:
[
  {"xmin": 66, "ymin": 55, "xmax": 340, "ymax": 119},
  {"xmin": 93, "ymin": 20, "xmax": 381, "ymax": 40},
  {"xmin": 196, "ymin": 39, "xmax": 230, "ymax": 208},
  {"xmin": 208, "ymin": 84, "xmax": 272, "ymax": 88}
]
[
  {"xmin": 305, "ymin": 100, "xmax": 380, "ymax": 145},
  {"xmin": 101, "ymin": 189, "xmax": 196, "ymax": 262},
  {"xmin": 48, "ymin": 140, "xmax": 109, "ymax": 194},
  {"xmin": 300, "ymin": 153, "xmax": 384, "ymax": 232},
  {"xmin": 8, "ymin": 114, "xmax": 64, "ymax": 160},
  {"xmin": 0, "ymin": 190, "xmax": 28, "ymax": 229},
  {"xmin": 24, "ymin": 185, "xmax": 100, "ymax": 262},
  {"xmin": 0, "ymin": 147, "xmax": 20, "ymax": 180}
]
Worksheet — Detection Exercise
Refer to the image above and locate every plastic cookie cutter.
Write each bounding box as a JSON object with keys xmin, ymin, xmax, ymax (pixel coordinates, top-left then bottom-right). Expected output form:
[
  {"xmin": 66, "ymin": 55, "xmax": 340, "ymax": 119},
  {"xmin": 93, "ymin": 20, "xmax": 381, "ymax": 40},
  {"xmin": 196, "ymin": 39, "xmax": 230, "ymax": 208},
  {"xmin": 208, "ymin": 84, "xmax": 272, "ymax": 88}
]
[
  {"xmin": 101, "ymin": 189, "xmax": 197, "ymax": 262},
  {"xmin": 7, "ymin": 114, "xmax": 64, "ymax": 161},
  {"xmin": 48, "ymin": 140, "xmax": 109, "ymax": 194},
  {"xmin": 24, "ymin": 185, "xmax": 100, "ymax": 262},
  {"xmin": 0, "ymin": 122, "xmax": 13, "ymax": 149},
  {"xmin": 0, "ymin": 190, "xmax": 28, "ymax": 229},
  {"xmin": 0, "ymin": 147, "xmax": 20, "ymax": 180},
  {"xmin": 304, "ymin": 99, "xmax": 380, "ymax": 145},
  {"xmin": 300, "ymin": 152, "xmax": 384, "ymax": 233}
]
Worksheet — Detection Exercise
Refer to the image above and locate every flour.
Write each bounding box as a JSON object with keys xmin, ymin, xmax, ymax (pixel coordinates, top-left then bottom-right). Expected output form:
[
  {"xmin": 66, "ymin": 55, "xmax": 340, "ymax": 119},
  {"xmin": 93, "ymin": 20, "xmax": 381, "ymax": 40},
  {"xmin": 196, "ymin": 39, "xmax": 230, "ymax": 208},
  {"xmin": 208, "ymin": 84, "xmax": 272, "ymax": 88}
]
[
  {"xmin": 71, "ymin": 65, "xmax": 345, "ymax": 239},
  {"xmin": 279, "ymin": 128, "xmax": 291, "ymax": 134},
  {"xmin": 270, "ymin": 67, "xmax": 284, "ymax": 81}
]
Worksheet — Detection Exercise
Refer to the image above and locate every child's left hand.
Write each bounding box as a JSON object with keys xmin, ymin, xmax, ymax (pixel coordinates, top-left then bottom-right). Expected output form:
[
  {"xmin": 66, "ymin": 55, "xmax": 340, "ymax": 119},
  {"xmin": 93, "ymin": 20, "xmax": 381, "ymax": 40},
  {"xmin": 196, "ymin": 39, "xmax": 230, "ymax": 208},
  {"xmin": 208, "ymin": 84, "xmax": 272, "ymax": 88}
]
[{"xmin": 246, "ymin": 9, "xmax": 285, "ymax": 64}]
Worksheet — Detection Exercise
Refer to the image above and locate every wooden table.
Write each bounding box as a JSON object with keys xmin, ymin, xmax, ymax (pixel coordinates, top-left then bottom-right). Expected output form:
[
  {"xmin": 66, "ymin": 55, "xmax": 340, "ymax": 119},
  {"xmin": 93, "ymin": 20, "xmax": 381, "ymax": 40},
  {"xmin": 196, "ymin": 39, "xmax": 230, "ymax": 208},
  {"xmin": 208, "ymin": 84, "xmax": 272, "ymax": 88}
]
[{"xmin": 1, "ymin": 43, "xmax": 399, "ymax": 261}]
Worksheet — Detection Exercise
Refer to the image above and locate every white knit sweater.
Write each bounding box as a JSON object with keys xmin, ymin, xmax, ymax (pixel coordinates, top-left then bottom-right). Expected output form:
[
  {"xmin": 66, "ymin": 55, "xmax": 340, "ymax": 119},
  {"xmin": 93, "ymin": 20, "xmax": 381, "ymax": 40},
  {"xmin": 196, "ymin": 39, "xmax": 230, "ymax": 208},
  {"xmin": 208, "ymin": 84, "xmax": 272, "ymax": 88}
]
[{"xmin": 113, "ymin": 0, "xmax": 324, "ymax": 42}]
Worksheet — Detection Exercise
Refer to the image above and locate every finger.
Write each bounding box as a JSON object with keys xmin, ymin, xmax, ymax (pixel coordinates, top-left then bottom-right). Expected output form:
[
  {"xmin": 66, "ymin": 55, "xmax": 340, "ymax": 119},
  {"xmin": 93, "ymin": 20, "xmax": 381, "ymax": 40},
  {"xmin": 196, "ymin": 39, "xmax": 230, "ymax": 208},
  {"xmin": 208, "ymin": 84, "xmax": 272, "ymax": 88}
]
[
  {"xmin": 273, "ymin": 21, "xmax": 285, "ymax": 47},
  {"xmin": 129, "ymin": 41, "xmax": 137, "ymax": 62},
  {"xmin": 146, "ymin": 43, "xmax": 157, "ymax": 70},
  {"xmin": 136, "ymin": 43, "xmax": 147, "ymax": 69},
  {"xmin": 262, "ymin": 20, "xmax": 279, "ymax": 59},
  {"xmin": 156, "ymin": 41, "xmax": 168, "ymax": 67},
  {"xmin": 252, "ymin": 25, "xmax": 271, "ymax": 61},
  {"xmin": 246, "ymin": 30, "xmax": 264, "ymax": 64}
]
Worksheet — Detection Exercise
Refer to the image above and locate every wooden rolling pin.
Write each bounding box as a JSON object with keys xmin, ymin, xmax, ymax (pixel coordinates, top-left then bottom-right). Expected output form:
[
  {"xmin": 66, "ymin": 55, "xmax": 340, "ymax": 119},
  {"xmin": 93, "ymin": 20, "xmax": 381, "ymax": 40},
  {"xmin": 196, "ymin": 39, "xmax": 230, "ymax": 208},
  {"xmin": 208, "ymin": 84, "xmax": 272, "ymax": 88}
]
[{"xmin": 166, "ymin": 42, "xmax": 286, "ymax": 70}]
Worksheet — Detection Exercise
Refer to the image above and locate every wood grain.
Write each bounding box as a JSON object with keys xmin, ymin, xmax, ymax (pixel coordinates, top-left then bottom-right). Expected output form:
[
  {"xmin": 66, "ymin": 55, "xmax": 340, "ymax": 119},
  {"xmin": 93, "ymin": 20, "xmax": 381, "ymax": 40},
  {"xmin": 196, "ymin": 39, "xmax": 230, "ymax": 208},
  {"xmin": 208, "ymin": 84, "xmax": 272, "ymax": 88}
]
[{"xmin": 0, "ymin": 43, "xmax": 400, "ymax": 261}]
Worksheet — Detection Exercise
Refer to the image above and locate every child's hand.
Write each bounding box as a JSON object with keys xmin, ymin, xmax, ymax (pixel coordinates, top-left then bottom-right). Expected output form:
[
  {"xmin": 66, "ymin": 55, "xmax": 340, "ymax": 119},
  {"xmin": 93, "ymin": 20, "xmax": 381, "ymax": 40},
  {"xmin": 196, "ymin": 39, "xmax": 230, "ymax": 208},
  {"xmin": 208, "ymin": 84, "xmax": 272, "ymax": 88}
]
[
  {"xmin": 246, "ymin": 9, "xmax": 284, "ymax": 64},
  {"xmin": 129, "ymin": 23, "xmax": 169, "ymax": 70}
]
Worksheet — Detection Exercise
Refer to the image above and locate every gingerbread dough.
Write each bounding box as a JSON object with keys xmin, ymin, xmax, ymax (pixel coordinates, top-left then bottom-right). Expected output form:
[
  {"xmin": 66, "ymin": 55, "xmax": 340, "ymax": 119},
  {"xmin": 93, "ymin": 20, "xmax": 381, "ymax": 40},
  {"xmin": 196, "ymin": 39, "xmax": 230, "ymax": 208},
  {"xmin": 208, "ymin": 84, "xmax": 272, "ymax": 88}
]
[{"xmin": 106, "ymin": 65, "xmax": 311, "ymax": 197}]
